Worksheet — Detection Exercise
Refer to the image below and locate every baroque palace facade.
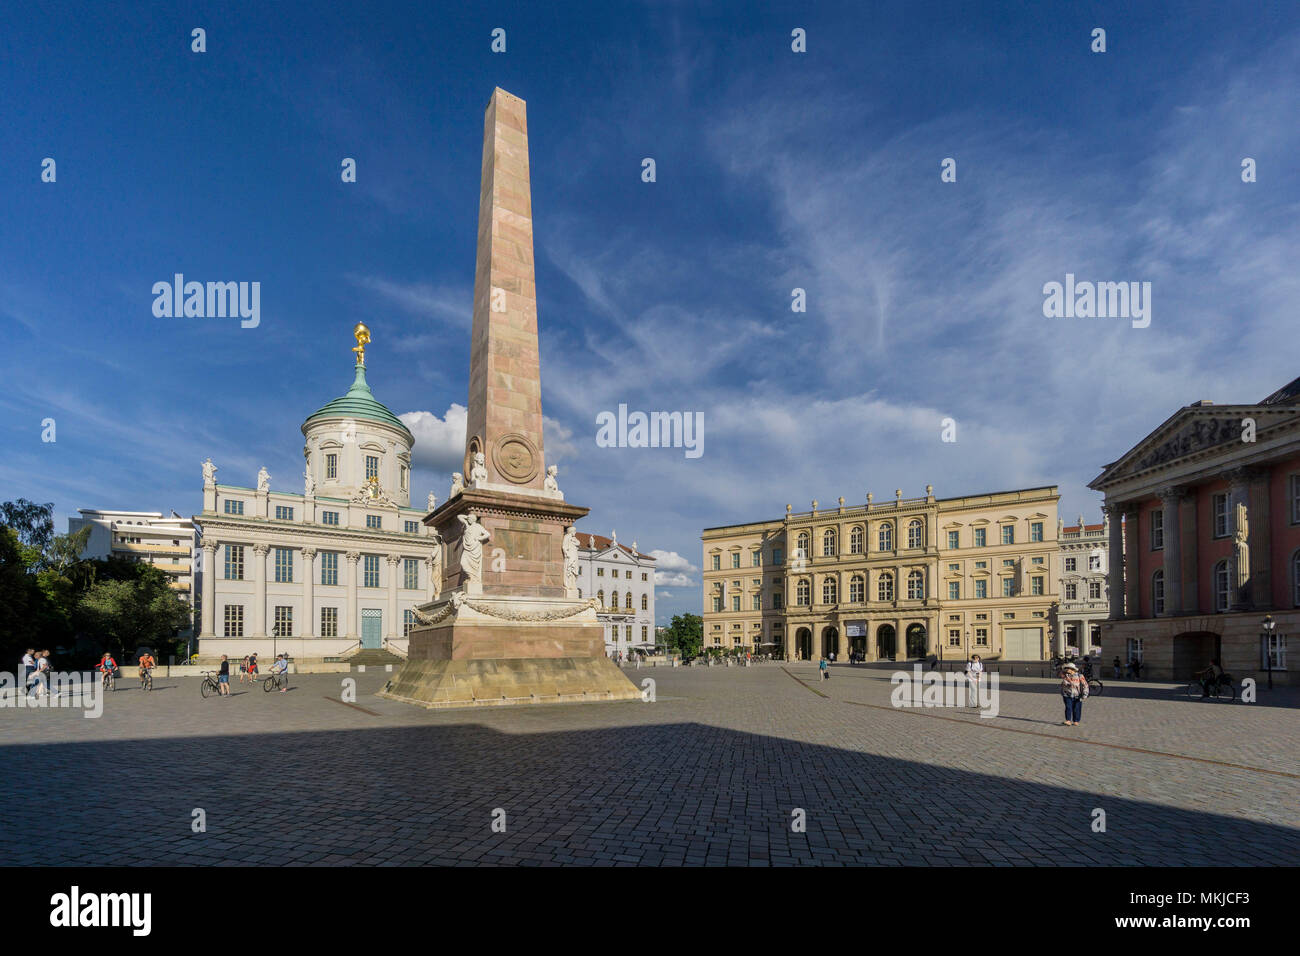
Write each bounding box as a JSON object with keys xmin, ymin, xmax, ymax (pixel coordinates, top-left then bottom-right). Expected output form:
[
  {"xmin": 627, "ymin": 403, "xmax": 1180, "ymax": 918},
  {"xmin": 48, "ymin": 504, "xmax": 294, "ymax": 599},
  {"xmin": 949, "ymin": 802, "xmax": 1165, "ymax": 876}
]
[
  {"xmin": 1090, "ymin": 374, "xmax": 1300, "ymax": 682},
  {"xmin": 195, "ymin": 325, "xmax": 440, "ymax": 660},
  {"xmin": 702, "ymin": 485, "xmax": 1061, "ymax": 662}
]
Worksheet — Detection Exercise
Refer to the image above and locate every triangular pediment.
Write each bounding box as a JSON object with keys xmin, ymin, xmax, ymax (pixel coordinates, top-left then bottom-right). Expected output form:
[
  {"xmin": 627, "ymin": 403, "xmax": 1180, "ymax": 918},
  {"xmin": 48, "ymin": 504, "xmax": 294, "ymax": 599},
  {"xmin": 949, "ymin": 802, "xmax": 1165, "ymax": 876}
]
[{"xmin": 1091, "ymin": 404, "xmax": 1300, "ymax": 489}]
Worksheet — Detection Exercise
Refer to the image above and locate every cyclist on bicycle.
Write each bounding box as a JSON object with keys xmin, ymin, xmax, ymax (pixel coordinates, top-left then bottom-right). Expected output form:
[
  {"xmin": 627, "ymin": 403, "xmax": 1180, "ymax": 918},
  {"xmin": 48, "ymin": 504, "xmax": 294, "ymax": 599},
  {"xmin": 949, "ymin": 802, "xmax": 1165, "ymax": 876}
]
[
  {"xmin": 98, "ymin": 651, "xmax": 118, "ymax": 683},
  {"xmin": 138, "ymin": 651, "xmax": 156, "ymax": 683},
  {"xmin": 1197, "ymin": 658, "xmax": 1224, "ymax": 698},
  {"xmin": 271, "ymin": 654, "xmax": 289, "ymax": 692}
]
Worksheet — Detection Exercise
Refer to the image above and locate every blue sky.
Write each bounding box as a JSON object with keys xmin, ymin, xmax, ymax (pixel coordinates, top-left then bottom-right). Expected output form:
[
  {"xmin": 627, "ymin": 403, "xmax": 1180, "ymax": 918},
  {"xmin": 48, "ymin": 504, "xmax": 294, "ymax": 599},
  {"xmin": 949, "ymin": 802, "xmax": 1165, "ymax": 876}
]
[{"xmin": 2, "ymin": 1, "xmax": 1298, "ymax": 623}]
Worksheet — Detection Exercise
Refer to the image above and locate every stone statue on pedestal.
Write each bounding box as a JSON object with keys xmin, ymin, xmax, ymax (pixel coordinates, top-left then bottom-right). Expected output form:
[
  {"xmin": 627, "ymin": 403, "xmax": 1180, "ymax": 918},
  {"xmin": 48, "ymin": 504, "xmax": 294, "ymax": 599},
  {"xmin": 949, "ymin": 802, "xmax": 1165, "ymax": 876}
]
[
  {"xmin": 304, "ymin": 468, "xmax": 315, "ymax": 497},
  {"xmin": 458, "ymin": 513, "xmax": 491, "ymax": 594},
  {"xmin": 562, "ymin": 525, "xmax": 580, "ymax": 593},
  {"xmin": 469, "ymin": 452, "xmax": 488, "ymax": 486},
  {"xmin": 450, "ymin": 472, "xmax": 464, "ymax": 498},
  {"xmin": 257, "ymin": 466, "xmax": 270, "ymax": 493},
  {"xmin": 427, "ymin": 491, "xmax": 437, "ymax": 512},
  {"xmin": 202, "ymin": 458, "xmax": 217, "ymax": 487},
  {"xmin": 544, "ymin": 465, "xmax": 561, "ymax": 495}
]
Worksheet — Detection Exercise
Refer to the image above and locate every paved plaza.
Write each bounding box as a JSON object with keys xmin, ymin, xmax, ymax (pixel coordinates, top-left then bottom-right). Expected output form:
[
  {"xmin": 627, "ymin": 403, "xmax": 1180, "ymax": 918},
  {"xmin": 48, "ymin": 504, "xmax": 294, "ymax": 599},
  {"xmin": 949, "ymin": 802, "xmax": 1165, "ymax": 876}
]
[{"xmin": 1, "ymin": 664, "xmax": 1297, "ymax": 866}]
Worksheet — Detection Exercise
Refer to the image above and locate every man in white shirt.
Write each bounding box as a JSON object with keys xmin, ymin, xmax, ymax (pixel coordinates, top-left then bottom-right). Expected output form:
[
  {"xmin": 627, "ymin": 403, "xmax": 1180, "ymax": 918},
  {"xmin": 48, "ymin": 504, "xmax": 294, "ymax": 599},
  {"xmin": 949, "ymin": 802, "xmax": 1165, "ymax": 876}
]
[{"xmin": 21, "ymin": 649, "xmax": 36, "ymax": 696}]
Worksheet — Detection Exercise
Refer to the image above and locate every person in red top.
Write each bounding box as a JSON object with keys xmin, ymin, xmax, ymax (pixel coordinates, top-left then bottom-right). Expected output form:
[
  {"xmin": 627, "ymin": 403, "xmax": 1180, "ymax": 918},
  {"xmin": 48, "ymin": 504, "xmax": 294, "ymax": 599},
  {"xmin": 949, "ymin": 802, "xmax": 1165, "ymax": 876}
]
[{"xmin": 98, "ymin": 652, "xmax": 118, "ymax": 689}]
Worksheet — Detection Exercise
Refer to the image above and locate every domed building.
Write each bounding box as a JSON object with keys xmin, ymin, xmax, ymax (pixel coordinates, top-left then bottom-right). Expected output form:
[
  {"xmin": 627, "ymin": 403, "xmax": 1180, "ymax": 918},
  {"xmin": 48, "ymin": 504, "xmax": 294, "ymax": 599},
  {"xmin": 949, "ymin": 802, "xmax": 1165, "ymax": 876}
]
[{"xmin": 194, "ymin": 325, "xmax": 441, "ymax": 660}]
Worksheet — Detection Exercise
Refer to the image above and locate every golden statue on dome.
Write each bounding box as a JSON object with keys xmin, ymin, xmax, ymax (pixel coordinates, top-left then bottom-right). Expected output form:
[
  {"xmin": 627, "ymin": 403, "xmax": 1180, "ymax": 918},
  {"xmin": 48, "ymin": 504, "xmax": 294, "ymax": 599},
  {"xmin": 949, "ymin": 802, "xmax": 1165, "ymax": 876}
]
[{"xmin": 352, "ymin": 322, "xmax": 371, "ymax": 364}]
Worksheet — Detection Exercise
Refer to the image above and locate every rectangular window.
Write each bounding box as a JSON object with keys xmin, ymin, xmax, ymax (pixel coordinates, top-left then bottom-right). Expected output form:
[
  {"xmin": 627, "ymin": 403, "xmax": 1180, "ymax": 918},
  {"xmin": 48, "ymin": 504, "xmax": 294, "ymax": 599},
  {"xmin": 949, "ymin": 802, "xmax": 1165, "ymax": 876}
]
[
  {"xmin": 948, "ymin": 628, "xmax": 961, "ymax": 647},
  {"xmin": 975, "ymin": 580, "xmax": 988, "ymax": 599},
  {"xmin": 712, "ymin": 597, "xmax": 723, "ymax": 613},
  {"xmin": 320, "ymin": 551, "xmax": 339, "ymax": 586},
  {"xmin": 1031, "ymin": 556, "xmax": 1044, "ymax": 565},
  {"xmin": 975, "ymin": 628, "xmax": 988, "ymax": 646},
  {"xmin": 597, "ymin": 567, "xmax": 604, "ymax": 576},
  {"xmin": 326, "ymin": 454, "xmax": 337, "ymax": 479},
  {"xmin": 321, "ymin": 510, "xmax": 339, "ymax": 526},
  {"xmin": 1291, "ymin": 476, "xmax": 1300, "ymax": 524},
  {"xmin": 1089, "ymin": 581, "xmax": 1102, "ymax": 600},
  {"xmin": 1065, "ymin": 557, "xmax": 1076, "ymax": 572},
  {"xmin": 731, "ymin": 553, "xmax": 740, "ymax": 569},
  {"xmin": 1001, "ymin": 525, "xmax": 1015, "ymax": 545},
  {"xmin": 1003, "ymin": 559, "xmax": 1016, "ymax": 567},
  {"xmin": 223, "ymin": 604, "xmax": 244, "ymax": 637},
  {"xmin": 223, "ymin": 499, "xmax": 244, "ymax": 515},
  {"xmin": 1089, "ymin": 554, "xmax": 1102, "ymax": 571},
  {"xmin": 400, "ymin": 465, "xmax": 408, "ymax": 491},
  {"xmin": 947, "ymin": 581, "xmax": 960, "ymax": 600},
  {"xmin": 947, "ymin": 530, "xmax": 959, "ymax": 549},
  {"xmin": 1031, "ymin": 576, "xmax": 1044, "ymax": 596},
  {"xmin": 366, "ymin": 455, "xmax": 379, "ymax": 480},
  {"xmin": 320, "ymin": 607, "xmax": 339, "ymax": 638},
  {"xmin": 405, "ymin": 520, "xmax": 418, "ymax": 534},
  {"xmin": 772, "ymin": 548, "xmax": 783, "ymax": 565},
  {"xmin": 1030, "ymin": 522, "xmax": 1043, "ymax": 542},
  {"xmin": 1151, "ymin": 508, "xmax": 1164, "ymax": 550},
  {"xmin": 1213, "ymin": 493, "xmax": 1229, "ymax": 537},
  {"xmin": 1065, "ymin": 583, "xmax": 1077, "ymax": 600},
  {"xmin": 642, "ymin": 573, "xmax": 648, "ymax": 581},
  {"xmin": 364, "ymin": 554, "xmax": 380, "ymax": 588},
  {"xmin": 711, "ymin": 555, "xmax": 720, "ymax": 570},
  {"xmin": 752, "ymin": 551, "xmax": 761, "ymax": 566},
  {"xmin": 642, "ymin": 625, "xmax": 648, "ymax": 640},
  {"xmin": 275, "ymin": 505, "xmax": 294, "ymax": 521},
  {"xmin": 274, "ymin": 547, "xmax": 293, "ymax": 583},
  {"xmin": 773, "ymin": 592, "xmax": 783, "ymax": 610},
  {"xmin": 752, "ymin": 594, "xmax": 761, "ymax": 610},
  {"xmin": 731, "ymin": 595, "xmax": 740, "ymax": 611},
  {"xmin": 1002, "ymin": 577, "xmax": 1016, "ymax": 597},
  {"xmin": 403, "ymin": 609, "xmax": 417, "ymax": 637},
  {"xmin": 974, "ymin": 528, "xmax": 987, "ymax": 547},
  {"xmin": 403, "ymin": 558, "xmax": 419, "ymax": 590},
  {"xmin": 626, "ymin": 570, "xmax": 632, "ymax": 579},
  {"xmin": 1265, "ymin": 633, "xmax": 1288, "ymax": 670},
  {"xmin": 223, "ymin": 544, "xmax": 244, "ymax": 581},
  {"xmin": 366, "ymin": 515, "xmax": 381, "ymax": 529},
  {"xmin": 273, "ymin": 606, "xmax": 293, "ymax": 637}
]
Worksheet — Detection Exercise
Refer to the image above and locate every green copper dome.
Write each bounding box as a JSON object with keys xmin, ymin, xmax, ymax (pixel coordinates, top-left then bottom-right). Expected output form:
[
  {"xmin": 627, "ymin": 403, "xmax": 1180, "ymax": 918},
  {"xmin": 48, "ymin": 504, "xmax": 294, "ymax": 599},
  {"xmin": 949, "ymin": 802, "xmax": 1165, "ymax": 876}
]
[{"xmin": 303, "ymin": 362, "xmax": 413, "ymax": 444}]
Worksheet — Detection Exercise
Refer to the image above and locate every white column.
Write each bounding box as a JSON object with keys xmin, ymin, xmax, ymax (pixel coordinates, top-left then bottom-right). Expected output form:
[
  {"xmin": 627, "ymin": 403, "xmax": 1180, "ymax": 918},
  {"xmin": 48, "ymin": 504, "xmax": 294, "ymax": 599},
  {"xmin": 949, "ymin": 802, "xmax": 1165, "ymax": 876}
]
[
  {"xmin": 200, "ymin": 540, "xmax": 218, "ymax": 638},
  {"xmin": 386, "ymin": 553, "xmax": 401, "ymax": 642},
  {"xmin": 1105, "ymin": 504, "xmax": 1124, "ymax": 619},
  {"xmin": 345, "ymin": 551, "xmax": 360, "ymax": 639},
  {"xmin": 301, "ymin": 547, "xmax": 316, "ymax": 639},
  {"xmin": 252, "ymin": 543, "xmax": 268, "ymax": 638}
]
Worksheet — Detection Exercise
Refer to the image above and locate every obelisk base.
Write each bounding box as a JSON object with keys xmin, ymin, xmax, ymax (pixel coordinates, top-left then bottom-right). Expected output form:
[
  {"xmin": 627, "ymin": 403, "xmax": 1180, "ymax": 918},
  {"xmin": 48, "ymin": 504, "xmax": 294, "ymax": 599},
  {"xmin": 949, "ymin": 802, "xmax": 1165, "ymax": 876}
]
[{"xmin": 376, "ymin": 593, "xmax": 642, "ymax": 709}]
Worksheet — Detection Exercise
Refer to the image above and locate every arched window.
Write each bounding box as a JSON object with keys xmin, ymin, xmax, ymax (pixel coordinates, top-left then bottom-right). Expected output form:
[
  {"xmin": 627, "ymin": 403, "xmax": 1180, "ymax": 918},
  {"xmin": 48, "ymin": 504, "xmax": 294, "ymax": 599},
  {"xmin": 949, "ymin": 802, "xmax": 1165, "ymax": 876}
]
[
  {"xmin": 1152, "ymin": 570, "xmax": 1165, "ymax": 616},
  {"xmin": 849, "ymin": 575, "xmax": 864, "ymax": 603},
  {"xmin": 796, "ymin": 579, "xmax": 811, "ymax": 606},
  {"xmin": 907, "ymin": 569, "xmax": 924, "ymax": 600},
  {"xmin": 822, "ymin": 576, "xmax": 838, "ymax": 604},
  {"xmin": 797, "ymin": 532, "xmax": 810, "ymax": 564},
  {"xmin": 610, "ymin": 590, "xmax": 618, "ymax": 610},
  {"xmin": 641, "ymin": 593, "xmax": 648, "ymax": 610},
  {"xmin": 878, "ymin": 572, "xmax": 895, "ymax": 602},
  {"xmin": 1213, "ymin": 560, "xmax": 1230, "ymax": 612},
  {"xmin": 908, "ymin": 519, "xmax": 924, "ymax": 549},
  {"xmin": 878, "ymin": 522, "xmax": 894, "ymax": 551},
  {"xmin": 823, "ymin": 529, "xmax": 837, "ymax": 557},
  {"xmin": 849, "ymin": 526, "xmax": 864, "ymax": 554},
  {"xmin": 597, "ymin": 589, "xmax": 605, "ymax": 608},
  {"xmin": 1293, "ymin": 549, "xmax": 1300, "ymax": 607},
  {"xmin": 625, "ymin": 592, "xmax": 633, "ymax": 610}
]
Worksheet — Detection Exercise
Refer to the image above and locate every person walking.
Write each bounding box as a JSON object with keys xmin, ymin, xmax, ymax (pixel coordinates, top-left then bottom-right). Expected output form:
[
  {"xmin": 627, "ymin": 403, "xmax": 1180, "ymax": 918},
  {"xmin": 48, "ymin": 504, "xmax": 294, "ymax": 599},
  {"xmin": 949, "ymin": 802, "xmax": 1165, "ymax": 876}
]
[
  {"xmin": 238, "ymin": 655, "xmax": 250, "ymax": 684},
  {"xmin": 1060, "ymin": 661, "xmax": 1089, "ymax": 725},
  {"xmin": 965, "ymin": 654, "xmax": 984, "ymax": 707},
  {"xmin": 818, "ymin": 656, "xmax": 829, "ymax": 681},
  {"xmin": 32, "ymin": 650, "xmax": 52, "ymax": 699},
  {"xmin": 248, "ymin": 653, "xmax": 259, "ymax": 681},
  {"xmin": 1112, "ymin": 656, "xmax": 1122, "ymax": 679},
  {"xmin": 217, "ymin": 654, "xmax": 231, "ymax": 697},
  {"xmin": 21, "ymin": 649, "xmax": 36, "ymax": 696}
]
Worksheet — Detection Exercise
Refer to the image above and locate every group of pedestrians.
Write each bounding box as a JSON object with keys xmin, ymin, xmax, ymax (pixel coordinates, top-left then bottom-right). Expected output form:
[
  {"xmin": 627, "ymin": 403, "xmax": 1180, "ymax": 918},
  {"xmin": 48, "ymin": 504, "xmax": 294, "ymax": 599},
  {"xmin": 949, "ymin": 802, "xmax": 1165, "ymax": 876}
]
[
  {"xmin": 213, "ymin": 652, "xmax": 290, "ymax": 696},
  {"xmin": 20, "ymin": 648, "xmax": 52, "ymax": 698}
]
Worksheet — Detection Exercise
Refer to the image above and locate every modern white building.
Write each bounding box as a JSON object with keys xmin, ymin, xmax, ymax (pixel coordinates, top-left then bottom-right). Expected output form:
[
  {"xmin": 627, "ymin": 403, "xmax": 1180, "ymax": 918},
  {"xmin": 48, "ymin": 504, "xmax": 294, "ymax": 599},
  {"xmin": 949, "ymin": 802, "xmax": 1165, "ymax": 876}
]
[
  {"xmin": 1054, "ymin": 511, "xmax": 1112, "ymax": 656},
  {"xmin": 573, "ymin": 531, "xmax": 656, "ymax": 658},
  {"xmin": 194, "ymin": 331, "xmax": 440, "ymax": 661},
  {"xmin": 68, "ymin": 509, "xmax": 198, "ymax": 635}
]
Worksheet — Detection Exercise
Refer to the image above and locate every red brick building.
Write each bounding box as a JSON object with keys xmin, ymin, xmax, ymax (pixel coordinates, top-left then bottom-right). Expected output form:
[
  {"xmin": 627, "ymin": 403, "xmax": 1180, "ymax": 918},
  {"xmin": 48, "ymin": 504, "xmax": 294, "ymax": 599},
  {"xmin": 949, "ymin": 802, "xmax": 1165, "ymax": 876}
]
[{"xmin": 1089, "ymin": 376, "xmax": 1300, "ymax": 683}]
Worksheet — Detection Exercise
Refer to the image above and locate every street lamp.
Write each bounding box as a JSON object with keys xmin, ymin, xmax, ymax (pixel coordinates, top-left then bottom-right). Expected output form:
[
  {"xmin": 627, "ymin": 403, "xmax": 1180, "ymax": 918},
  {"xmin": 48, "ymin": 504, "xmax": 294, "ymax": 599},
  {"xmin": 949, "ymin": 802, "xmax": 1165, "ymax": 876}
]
[{"xmin": 1261, "ymin": 614, "xmax": 1276, "ymax": 690}]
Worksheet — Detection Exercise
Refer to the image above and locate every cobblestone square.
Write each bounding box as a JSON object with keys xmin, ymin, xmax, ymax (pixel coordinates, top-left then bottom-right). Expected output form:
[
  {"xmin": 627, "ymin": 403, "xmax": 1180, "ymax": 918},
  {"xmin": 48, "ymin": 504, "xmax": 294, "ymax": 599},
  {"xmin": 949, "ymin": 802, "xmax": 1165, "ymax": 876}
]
[{"xmin": 1, "ymin": 664, "xmax": 1296, "ymax": 866}]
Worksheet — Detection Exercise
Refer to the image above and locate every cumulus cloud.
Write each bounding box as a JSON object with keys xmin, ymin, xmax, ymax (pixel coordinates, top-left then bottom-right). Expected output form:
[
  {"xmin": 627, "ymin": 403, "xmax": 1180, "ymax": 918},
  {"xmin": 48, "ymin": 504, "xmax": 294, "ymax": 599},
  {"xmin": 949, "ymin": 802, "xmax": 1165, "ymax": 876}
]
[
  {"xmin": 399, "ymin": 405, "xmax": 467, "ymax": 474},
  {"xmin": 650, "ymin": 549, "xmax": 698, "ymax": 588}
]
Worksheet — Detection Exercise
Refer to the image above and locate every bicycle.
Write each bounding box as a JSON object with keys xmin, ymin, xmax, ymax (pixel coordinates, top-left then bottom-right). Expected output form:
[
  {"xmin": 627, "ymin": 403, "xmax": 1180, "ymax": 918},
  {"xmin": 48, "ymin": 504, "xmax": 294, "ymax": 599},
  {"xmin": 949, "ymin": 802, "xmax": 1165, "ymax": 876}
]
[
  {"xmin": 263, "ymin": 672, "xmax": 287, "ymax": 693},
  {"xmin": 101, "ymin": 669, "xmax": 116, "ymax": 692},
  {"xmin": 1087, "ymin": 678, "xmax": 1103, "ymax": 696},
  {"xmin": 1185, "ymin": 673, "xmax": 1235, "ymax": 702},
  {"xmin": 139, "ymin": 668, "xmax": 153, "ymax": 692},
  {"xmin": 200, "ymin": 670, "xmax": 221, "ymax": 698}
]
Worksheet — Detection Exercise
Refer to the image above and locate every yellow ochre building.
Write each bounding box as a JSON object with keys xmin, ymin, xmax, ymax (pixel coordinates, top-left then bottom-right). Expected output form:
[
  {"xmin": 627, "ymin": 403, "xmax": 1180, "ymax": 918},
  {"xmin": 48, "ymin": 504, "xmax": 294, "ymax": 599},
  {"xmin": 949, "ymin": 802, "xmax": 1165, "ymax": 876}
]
[{"xmin": 702, "ymin": 485, "xmax": 1061, "ymax": 662}]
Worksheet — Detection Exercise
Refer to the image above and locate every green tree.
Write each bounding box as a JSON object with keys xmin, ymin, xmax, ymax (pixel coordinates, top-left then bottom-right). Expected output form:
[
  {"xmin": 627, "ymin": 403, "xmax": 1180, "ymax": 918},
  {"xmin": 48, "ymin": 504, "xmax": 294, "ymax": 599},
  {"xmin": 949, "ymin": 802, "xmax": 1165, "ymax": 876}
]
[
  {"xmin": 75, "ymin": 562, "xmax": 191, "ymax": 661},
  {"xmin": 661, "ymin": 612, "xmax": 703, "ymax": 659}
]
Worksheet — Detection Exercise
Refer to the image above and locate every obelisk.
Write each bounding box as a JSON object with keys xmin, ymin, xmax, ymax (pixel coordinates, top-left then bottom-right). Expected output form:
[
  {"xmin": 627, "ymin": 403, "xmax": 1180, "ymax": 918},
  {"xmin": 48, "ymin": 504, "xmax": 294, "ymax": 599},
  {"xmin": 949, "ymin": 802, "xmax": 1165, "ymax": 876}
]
[{"xmin": 378, "ymin": 89, "xmax": 641, "ymax": 709}]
